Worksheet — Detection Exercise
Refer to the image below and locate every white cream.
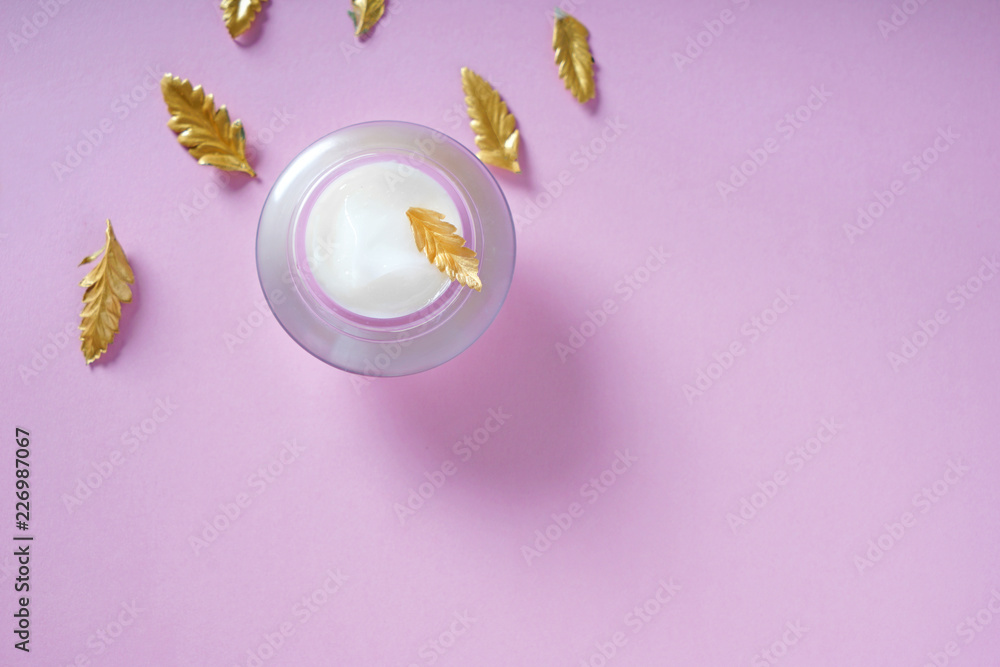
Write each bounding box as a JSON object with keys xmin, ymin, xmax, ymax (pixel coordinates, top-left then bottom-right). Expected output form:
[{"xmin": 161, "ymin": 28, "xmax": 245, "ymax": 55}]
[{"xmin": 304, "ymin": 161, "xmax": 463, "ymax": 319}]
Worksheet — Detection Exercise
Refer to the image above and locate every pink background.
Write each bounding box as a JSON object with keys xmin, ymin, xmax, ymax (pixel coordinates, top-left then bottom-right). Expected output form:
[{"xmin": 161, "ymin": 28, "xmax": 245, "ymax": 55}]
[{"xmin": 3, "ymin": 0, "xmax": 1000, "ymax": 665}]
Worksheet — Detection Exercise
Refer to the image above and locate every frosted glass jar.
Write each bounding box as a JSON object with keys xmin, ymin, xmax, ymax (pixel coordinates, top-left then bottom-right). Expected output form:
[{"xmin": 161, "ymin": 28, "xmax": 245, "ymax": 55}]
[{"xmin": 256, "ymin": 121, "xmax": 516, "ymax": 376}]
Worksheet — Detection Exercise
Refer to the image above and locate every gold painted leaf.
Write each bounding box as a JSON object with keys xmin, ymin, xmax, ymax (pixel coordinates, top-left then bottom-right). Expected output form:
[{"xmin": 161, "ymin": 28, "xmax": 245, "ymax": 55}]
[
  {"xmin": 221, "ymin": 0, "xmax": 268, "ymax": 38},
  {"xmin": 79, "ymin": 220, "xmax": 135, "ymax": 364},
  {"xmin": 349, "ymin": 0, "xmax": 385, "ymax": 36},
  {"xmin": 553, "ymin": 10, "xmax": 595, "ymax": 103},
  {"xmin": 461, "ymin": 67, "xmax": 520, "ymax": 173},
  {"xmin": 160, "ymin": 74, "xmax": 256, "ymax": 177},
  {"xmin": 406, "ymin": 207, "xmax": 481, "ymax": 292}
]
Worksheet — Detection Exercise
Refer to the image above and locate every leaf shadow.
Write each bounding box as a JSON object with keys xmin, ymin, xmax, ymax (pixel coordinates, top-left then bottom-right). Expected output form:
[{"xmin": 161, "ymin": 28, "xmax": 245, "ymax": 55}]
[
  {"xmin": 583, "ymin": 57, "xmax": 602, "ymax": 116},
  {"xmin": 221, "ymin": 169, "xmax": 256, "ymax": 192},
  {"xmin": 353, "ymin": 3, "xmax": 386, "ymax": 44},
  {"xmin": 232, "ymin": 6, "xmax": 269, "ymax": 48},
  {"xmin": 493, "ymin": 137, "xmax": 534, "ymax": 190}
]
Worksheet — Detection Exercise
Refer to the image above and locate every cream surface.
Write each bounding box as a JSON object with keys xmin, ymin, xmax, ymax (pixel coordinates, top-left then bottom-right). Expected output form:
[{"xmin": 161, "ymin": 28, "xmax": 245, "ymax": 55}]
[{"xmin": 304, "ymin": 161, "xmax": 463, "ymax": 319}]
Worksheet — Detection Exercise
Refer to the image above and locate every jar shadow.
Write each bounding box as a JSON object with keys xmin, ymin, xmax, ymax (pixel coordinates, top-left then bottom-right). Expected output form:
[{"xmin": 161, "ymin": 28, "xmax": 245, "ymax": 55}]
[{"xmin": 364, "ymin": 266, "xmax": 615, "ymax": 511}]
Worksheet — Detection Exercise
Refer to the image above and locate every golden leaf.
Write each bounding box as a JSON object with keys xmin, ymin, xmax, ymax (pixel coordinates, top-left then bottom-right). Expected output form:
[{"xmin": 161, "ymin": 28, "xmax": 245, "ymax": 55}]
[
  {"xmin": 349, "ymin": 0, "xmax": 385, "ymax": 36},
  {"xmin": 221, "ymin": 0, "xmax": 268, "ymax": 38},
  {"xmin": 461, "ymin": 67, "xmax": 520, "ymax": 173},
  {"xmin": 79, "ymin": 220, "xmax": 135, "ymax": 364},
  {"xmin": 160, "ymin": 74, "xmax": 256, "ymax": 177},
  {"xmin": 553, "ymin": 10, "xmax": 595, "ymax": 103},
  {"xmin": 406, "ymin": 208, "xmax": 482, "ymax": 292}
]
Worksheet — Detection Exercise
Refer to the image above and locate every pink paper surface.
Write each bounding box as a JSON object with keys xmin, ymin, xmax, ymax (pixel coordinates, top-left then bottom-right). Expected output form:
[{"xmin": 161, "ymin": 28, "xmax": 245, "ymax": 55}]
[{"xmin": 2, "ymin": 1, "xmax": 1000, "ymax": 665}]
